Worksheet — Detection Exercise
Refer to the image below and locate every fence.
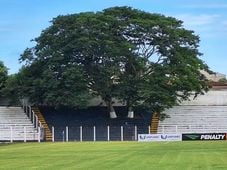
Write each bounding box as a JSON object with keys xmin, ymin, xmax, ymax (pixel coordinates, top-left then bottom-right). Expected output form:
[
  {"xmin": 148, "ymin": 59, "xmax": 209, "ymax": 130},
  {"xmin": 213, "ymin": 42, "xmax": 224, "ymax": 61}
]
[
  {"xmin": 2, "ymin": 124, "xmax": 227, "ymax": 142},
  {"xmin": 51, "ymin": 125, "xmax": 150, "ymax": 142},
  {"xmin": 0, "ymin": 125, "xmax": 150, "ymax": 142}
]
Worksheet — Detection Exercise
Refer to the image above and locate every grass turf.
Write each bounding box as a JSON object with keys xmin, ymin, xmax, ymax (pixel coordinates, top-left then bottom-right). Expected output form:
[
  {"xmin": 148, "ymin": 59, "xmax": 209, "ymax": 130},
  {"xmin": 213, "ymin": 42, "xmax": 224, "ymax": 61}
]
[{"xmin": 0, "ymin": 141, "xmax": 227, "ymax": 170}]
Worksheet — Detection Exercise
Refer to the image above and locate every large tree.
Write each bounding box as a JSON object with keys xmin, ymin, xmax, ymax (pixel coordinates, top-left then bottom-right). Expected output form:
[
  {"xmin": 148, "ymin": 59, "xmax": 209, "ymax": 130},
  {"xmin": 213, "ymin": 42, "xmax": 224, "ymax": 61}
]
[{"xmin": 19, "ymin": 6, "xmax": 209, "ymax": 118}]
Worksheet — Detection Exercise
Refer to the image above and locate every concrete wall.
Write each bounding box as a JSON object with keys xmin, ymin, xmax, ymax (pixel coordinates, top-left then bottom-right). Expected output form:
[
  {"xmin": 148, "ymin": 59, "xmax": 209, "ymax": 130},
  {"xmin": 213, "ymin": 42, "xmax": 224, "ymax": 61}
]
[{"xmin": 181, "ymin": 89, "xmax": 227, "ymax": 106}]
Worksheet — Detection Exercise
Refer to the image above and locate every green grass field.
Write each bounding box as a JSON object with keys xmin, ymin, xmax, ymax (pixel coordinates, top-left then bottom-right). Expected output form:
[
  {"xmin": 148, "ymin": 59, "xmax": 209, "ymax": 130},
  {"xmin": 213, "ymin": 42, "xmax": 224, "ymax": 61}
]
[{"xmin": 1, "ymin": 141, "xmax": 227, "ymax": 170}]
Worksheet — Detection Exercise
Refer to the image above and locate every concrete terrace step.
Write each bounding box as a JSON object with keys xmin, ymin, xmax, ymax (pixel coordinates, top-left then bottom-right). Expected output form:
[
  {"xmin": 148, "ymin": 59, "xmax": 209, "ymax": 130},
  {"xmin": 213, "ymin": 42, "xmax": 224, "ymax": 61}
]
[
  {"xmin": 1, "ymin": 117, "xmax": 31, "ymax": 119},
  {"xmin": 0, "ymin": 115, "xmax": 28, "ymax": 117},
  {"xmin": 0, "ymin": 126, "xmax": 34, "ymax": 129},
  {"xmin": 0, "ymin": 119, "xmax": 32, "ymax": 122},
  {"xmin": 0, "ymin": 122, "xmax": 33, "ymax": 124},
  {"xmin": 0, "ymin": 136, "xmax": 39, "ymax": 141},
  {"xmin": 0, "ymin": 106, "xmax": 41, "ymax": 141},
  {"xmin": 0, "ymin": 118, "xmax": 28, "ymax": 121},
  {"xmin": 158, "ymin": 103, "xmax": 227, "ymax": 134}
]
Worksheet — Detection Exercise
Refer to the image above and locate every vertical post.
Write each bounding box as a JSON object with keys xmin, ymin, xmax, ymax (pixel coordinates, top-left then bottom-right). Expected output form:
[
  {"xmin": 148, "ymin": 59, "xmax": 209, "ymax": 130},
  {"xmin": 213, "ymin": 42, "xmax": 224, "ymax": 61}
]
[
  {"xmin": 107, "ymin": 126, "xmax": 110, "ymax": 141},
  {"xmin": 22, "ymin": 99, "xmax": 25, "ymax": 111},
  {"xmin": 93, "ymin": 126, "xmax": 96, "ymax": 142},
  {"xmin": 26, "ymin": 106, "xmax": 28, "ymax": 115},
  {"xmin": 148, "ymin": 125, "xmax": 151, "ymax": 134},
  {"xmin": 10, "ymin": 126, "xmax": 13, "ymax": 143},
  {"xmin": 80, "ymin": 126, "xmax": 83, "ymax": 142},
  {"xmin": 28, "ymin": 106, "xmax": 31, "ymax": 119},
  {"xmin": 52, "ymin": 126, "xmax": 55, "ymax": 142},
  {"xmin": 121, "ymin": 126, "xmax": 123, "ymax": 141},
  {"xmin": 36, "ymin": 116, "xmax": 38, "ymax": 129},
  {"xmin": 32, "ymin": 111, "xmax": 35, "ymax": 124},
  {"xmin": 66, "ymin": 126, "xmax": 68, "ymax": 142},
  {"xmin": 38, "ymin": 127, "xmax": 41, "ymax": 142},
  {"xmin": 24, "ymin": 127, "xmax": 27, "ymax": 142},
  {"xmin": 134, "ymin": 126, "xmax": 137, "ymax": 141},
  {"xmin": 62, "ymin": 130, "xmax": 65, "ymax": 142}
]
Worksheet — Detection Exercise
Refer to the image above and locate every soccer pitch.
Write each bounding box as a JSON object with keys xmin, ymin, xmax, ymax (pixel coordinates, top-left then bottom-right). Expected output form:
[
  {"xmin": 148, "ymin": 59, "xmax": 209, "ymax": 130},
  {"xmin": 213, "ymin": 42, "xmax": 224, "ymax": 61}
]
[{"xmin": 1, "ymin": 141, "xmax": 227, "ymax": 170}]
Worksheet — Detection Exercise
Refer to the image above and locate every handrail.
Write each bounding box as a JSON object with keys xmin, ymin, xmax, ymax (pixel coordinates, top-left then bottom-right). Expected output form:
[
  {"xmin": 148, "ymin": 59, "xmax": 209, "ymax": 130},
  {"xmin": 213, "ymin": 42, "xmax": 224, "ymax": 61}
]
[
  {"xmin": 157, "ymin": 124, "xmax": 227, "ymax": 134},
  {"xmin": 21, "ymin": 99, "xmax": 43, "ymax": 136}
]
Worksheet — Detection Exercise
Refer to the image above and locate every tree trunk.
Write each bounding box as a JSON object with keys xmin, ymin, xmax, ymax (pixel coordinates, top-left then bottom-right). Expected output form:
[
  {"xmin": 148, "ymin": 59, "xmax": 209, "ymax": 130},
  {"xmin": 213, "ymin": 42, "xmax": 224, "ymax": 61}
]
[
  {"xmin": 106, "ymin": 100, "xmax": 117, "ymax": 118},
  {"xmin": 127, "ymin": 105, "xmax": 134, "ymax": 118}
]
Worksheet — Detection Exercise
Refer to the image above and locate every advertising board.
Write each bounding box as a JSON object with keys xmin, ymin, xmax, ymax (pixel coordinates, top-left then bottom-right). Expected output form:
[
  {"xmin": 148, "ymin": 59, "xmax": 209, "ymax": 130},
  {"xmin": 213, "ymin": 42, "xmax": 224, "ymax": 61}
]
[
  {"xmin": 138, "ymin": 134, "xmax": 182, "ymax": 142},
  {"xmin": 182, "ymin": 133, "xmax": 227, "ymax": 141}
]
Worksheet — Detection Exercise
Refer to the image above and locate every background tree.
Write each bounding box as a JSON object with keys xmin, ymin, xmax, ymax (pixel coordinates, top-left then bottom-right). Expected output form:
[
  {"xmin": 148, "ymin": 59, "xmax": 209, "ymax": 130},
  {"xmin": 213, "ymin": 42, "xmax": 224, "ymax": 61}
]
[{"xmin": 0, "ymin": 61, "xmax": 8, "ymax": 97}]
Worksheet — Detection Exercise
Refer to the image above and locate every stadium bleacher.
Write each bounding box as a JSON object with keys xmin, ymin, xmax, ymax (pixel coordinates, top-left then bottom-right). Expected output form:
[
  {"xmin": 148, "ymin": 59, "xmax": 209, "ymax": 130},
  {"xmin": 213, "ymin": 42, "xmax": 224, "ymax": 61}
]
[
  {"xmin": 157, "ymin": 89, "xmax": 227, "ymax": 134},
  {"xmin": 0, "ymin": 106, "xmax": 39, "ymax": 141}
]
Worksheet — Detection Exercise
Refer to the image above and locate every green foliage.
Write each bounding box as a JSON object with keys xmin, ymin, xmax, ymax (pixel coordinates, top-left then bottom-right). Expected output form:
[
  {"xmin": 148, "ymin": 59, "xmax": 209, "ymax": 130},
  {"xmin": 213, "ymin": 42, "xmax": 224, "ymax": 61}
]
[
  {"xmin": 18, "ymin": 6, "xmax": 209, "ymax": 114},
  {"xmin": 1, "ymin": 74, "xmax": 20, "ymax": 104},
  {"xmin": 0, "ymin": 61, "xmax": 8, "ymax": 96},
  {"xmin": 14, "ymin": 63, "xmax": 91, "ymax": 107}
]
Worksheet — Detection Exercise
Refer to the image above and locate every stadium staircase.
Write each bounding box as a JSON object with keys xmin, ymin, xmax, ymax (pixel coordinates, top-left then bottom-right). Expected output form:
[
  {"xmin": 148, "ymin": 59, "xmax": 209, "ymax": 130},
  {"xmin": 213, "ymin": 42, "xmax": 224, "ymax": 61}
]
[
  {"xmin": 32, "ymin": 107, "xmax": 52, "ymax": 141},
  {"xmin": 150, "ymin": 112, "xmax": 159, "ymax": 134},
  {"xmin": 0, "ymin": 106, "xmax": 38, "ymax": 141}
]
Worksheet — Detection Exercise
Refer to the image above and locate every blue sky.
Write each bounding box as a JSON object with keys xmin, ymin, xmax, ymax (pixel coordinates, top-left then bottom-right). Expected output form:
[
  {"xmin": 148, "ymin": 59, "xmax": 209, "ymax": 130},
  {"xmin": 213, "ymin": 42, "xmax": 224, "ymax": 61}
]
[{"xmin": 1, "ymin": 0, "xmax": 227, "ymax": 75}]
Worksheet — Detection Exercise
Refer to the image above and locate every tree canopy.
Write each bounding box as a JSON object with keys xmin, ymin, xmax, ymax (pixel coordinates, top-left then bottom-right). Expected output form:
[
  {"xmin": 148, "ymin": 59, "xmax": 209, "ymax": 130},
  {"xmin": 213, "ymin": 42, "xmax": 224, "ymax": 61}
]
[{"xmin": 18, "ymin": 6, "xmax": 209, "ymax": 118}]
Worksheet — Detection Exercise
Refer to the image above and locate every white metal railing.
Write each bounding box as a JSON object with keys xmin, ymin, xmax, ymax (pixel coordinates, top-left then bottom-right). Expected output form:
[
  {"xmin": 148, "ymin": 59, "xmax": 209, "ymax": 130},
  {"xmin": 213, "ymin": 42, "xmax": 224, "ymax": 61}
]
[
  {"xmin": 0, "ymin": 125, "xmax": 43, "ymax": 142},
  {"xmin": 157, "ymin": 125, "xmax": 227, "ymax": 134},
  {"xmin": 22, "ymin": 99, "xmax": 43, "ymax": 129},
  {"xmin": 3, "ymin": 124, "xmax": 225, "ymax": 142},
  {"xmin": 21, "ymin": 99, "xmax": 43, "ymax": 141},
  {"xmin": 0, "ymin": 125, "xmax": 148, "ymax": 142}
]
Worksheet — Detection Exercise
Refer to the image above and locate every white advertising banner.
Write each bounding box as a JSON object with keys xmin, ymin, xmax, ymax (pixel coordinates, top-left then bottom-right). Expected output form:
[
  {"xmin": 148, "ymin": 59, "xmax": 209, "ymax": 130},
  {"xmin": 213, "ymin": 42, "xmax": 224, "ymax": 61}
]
[{"xmin": 138, "ymin": 134, "xmax": 182, "ymax": 142}]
